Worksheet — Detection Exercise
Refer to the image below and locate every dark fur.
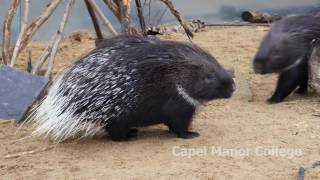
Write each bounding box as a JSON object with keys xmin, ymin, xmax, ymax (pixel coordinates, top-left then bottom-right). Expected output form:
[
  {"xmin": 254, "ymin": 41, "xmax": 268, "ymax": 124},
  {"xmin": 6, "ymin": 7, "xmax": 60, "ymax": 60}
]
[
  {"xmin": 59, "ymin": 35, "xmax": 234, "ymax": 141},
  {"xmin": 253, "ymin": 16, "xmax": 320, "ymax": 103}
]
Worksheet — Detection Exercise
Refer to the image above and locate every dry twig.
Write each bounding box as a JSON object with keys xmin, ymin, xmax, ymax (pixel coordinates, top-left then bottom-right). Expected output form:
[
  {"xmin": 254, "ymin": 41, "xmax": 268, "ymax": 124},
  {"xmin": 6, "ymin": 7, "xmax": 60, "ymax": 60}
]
[{"xmin": 1, "ymin": 146, "xmax": 54, "ymax": 159}]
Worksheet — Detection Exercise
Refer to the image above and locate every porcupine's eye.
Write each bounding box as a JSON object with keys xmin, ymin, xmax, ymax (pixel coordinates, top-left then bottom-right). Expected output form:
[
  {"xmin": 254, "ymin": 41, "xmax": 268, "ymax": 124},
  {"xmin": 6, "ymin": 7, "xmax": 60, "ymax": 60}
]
[
  {"xmin": 204, "ymin": 73, "xmax": 216, "ymax": 83},
  {"xmin": 206, "ymin": 74, "xmax": 214, "ymax": 80}
]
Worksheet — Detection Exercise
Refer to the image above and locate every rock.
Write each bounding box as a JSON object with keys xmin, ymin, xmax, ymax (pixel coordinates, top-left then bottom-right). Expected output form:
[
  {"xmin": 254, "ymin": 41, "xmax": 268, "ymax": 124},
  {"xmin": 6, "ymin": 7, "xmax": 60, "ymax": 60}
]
[{"xmin": 0, "ymin": 65, "xmax": 48, "ymax": 122}]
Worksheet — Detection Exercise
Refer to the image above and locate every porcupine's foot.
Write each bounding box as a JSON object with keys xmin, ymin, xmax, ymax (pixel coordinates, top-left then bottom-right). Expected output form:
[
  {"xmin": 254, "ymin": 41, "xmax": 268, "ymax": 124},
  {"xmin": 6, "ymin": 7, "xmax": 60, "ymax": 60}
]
[
  {"xmin": 127, "ymin": 128, "xmax": 138, "ymax": 138},
  {"xmin": 167, "ymin": 127, "xmax": 199, "ymax": 139},
  {"xmin": 163, "ymin": 98, "xmax": 198, "ymax": 139},
  {"xmin": 176, "ymin": 131, "xmax": 200, "ymax": 139},
  {"xmin": 108, "ymin": 122, "xmax": 137, "ymax": 141},
  {"xmin": 267, "ymin": 67, "xmax": 300, "ymax": 103}
]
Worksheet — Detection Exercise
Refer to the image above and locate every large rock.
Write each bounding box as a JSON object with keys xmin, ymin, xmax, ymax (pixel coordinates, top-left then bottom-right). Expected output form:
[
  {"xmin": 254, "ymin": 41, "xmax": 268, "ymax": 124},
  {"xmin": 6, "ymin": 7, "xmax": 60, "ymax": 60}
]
[{"xmin": 0, "ymin": 66, "xmax": 48, "ymax": 122}]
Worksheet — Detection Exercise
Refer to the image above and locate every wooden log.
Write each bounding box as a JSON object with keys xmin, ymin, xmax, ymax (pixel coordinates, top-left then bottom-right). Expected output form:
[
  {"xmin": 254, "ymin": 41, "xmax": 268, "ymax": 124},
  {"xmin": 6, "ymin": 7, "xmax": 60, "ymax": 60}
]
[
  {"xmin": 45, "ymin": 0, "xmax": 74, "ymax": 78},
  {"xmin": 1, "ymin": 0, "xmax": 20, "ymax": 65},
  {"xmin": 241, "ymin": 11, "xmax": 281, "ymax": 23},
  {"xmin": 10, "ymin": 0, "xmax": 31, "ymax": 67},
  {"xmin": 309, "ymin": 39, "xmax": 320, "ymax": 94}
]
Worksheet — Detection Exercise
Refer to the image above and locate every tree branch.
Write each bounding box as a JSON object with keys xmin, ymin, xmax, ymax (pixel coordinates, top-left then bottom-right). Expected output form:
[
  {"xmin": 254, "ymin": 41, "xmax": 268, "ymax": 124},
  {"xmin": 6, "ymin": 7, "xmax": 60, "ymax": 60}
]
[
  {"xmin": 10, "ymin": 0, "xmax": 30, "ymax": 67},
  {"xmin": 103, "ymin": 0, "xmax": 121, "ymax": 21},
  {"xmin": 1, "ymin": 0, "xmax": 20, "ymax": 65},
  {"xmin": 87, "ymin": 0, "xmax": 118, "ymax": 36},
  {"xmin": 45, "ymin": 0, "xmax": 74, "ymax": 78},
  {"xmin": 84, "ymin": 0, "xmax": 104, "ymax": 42},
  {"xmin": 19, "ymin": 0, "xmax": 62, "ymax": 54},
  {"xmin": 135, "ymin": 0, "xmax": 147, "ymax": 36},
  {"xmin": 119, "ymin": 0, "xmax": 131, "ymax": 33},
  {"xmin": 159, "ymin": 0, "xmax": 193, "ymax": 39}
]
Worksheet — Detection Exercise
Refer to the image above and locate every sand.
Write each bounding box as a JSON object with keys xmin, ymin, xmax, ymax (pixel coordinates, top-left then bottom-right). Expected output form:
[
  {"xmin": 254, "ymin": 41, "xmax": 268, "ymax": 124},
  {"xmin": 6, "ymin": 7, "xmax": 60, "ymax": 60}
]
[{"xmin": 1, "ymin": 27, "xmax": 320, "ymax": 180}]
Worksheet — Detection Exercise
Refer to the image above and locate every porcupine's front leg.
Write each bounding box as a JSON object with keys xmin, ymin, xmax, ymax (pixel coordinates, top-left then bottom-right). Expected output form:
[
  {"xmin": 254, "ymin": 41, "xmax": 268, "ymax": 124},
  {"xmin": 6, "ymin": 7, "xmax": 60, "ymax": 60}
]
[
  {"xmin": 268, "ymin": 69, "xmax": 299, "ymax": 103},
  {"xmin": 107, "ymin": 120, "xmax": 138, "ymax": 141},
  {"xmin": 163, "ymin": 99, "xmax": 199, "ymax": 139}
]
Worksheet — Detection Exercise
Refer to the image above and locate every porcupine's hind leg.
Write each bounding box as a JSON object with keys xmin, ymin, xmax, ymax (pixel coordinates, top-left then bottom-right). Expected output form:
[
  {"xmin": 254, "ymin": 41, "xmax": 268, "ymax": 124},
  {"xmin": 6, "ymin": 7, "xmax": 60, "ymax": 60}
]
[
  {"xmin": 162, "ymin": 98, "xmax": 199, "ymax": 139},
  {"xmin": 107, "ymin": 119, "xmax": 138, "ymax": 141}
]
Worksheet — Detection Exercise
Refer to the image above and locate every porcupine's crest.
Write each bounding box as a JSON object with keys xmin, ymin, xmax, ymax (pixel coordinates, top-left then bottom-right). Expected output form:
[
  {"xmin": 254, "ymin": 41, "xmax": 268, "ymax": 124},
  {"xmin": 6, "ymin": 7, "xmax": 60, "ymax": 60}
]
[{"xmin": 30, "ymin": 38, "xmax": 147, "ymax": 142}]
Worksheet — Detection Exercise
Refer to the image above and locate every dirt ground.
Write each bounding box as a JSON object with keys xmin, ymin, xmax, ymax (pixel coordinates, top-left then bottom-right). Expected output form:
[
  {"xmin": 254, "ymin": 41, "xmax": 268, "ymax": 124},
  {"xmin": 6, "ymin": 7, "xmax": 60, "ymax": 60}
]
[{"xmin": 1, "ymin": 27, "xmax": 320, "ymax": 180}]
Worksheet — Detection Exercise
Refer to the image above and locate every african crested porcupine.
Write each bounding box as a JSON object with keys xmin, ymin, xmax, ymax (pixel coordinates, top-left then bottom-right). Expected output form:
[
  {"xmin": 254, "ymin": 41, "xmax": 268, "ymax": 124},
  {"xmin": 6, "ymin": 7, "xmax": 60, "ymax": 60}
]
[
  {"xmin": 30, "ymin": 35, "xmax": 235, "ymax": 142},
  {"xmin": 253, "ymin": 16, "xmax": 320, "ymax": 103}
]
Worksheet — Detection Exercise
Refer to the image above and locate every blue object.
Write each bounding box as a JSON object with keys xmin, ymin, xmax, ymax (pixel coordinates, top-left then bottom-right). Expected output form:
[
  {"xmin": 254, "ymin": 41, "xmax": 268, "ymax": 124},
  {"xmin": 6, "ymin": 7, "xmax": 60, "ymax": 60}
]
[{"xmin": 0, "ymin": 65, "xmax": 49, "ymax": 122}]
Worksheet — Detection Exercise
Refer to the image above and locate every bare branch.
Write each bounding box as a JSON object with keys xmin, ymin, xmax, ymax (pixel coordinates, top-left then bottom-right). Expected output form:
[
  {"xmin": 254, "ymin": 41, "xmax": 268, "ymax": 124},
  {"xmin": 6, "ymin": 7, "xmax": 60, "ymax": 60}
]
[
  {"xmin": 31, "ymin": 44, "xmax": 52, "ymax": 75},
  {"xmin": 84, "ymin": 0, "xmax": 104, "ymax": 42},
  {"xmin": 119, "ymin": 0, "xmax": 131, "ymax": 33},
  {"xmin": 10, "ymin": 0, "xmax": 31, "ymax": 67},
  {"xmin": 103, "ymin": 0, "xmax": 121, "ymax": 21},
  {"xmin": 45, "ymin": 0, "xmax": 74, "ymax": 78},
  {"xmin": 87, "ymin": 0, "xmax": 118, "ymax": 36},
  {"xmin": 1, "ymin": 0, "xmax": 20, "ymax": 65},
  {"xmin": 19, "ymin": 0, "xmax": 62, "ymax": 54},
  {"xmin": 135, "ymin": 0, "xmax": 147, "ymax": 36},
  {"xmin": 159, "ymin": 0, "xmax": 193, "ymax": 39}
]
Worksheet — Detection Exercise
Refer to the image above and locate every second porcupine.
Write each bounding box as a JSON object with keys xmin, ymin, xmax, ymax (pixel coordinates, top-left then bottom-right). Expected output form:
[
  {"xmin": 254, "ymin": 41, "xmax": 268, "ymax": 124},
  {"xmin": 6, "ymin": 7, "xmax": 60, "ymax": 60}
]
[
  {"xmin": 253, "ymin": 16, "xmax": 320, "ymax": 103},
  {"xmin": 30, "ymin": 35, "xmax": 235, "ymax": 142}
]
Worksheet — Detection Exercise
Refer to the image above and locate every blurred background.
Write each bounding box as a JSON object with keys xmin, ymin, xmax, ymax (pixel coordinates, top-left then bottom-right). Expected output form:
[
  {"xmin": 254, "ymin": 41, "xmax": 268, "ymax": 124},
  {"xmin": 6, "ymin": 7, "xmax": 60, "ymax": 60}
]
[{"xmin": 0, "ymin": 0, "xmax": 319, "ymax": 43}]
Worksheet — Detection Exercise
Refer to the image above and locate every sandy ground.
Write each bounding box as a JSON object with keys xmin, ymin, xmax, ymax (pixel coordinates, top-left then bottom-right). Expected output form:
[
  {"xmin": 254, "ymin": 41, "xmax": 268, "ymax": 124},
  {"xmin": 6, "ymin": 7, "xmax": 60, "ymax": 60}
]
[{"xmin": 1, "ymin": 27, "xmax": 320, "ymax": 180}]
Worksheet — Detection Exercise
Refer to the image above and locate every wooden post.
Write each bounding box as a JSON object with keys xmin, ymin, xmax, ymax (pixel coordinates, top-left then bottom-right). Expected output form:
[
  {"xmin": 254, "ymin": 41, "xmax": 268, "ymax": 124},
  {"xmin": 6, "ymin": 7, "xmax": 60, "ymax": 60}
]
[
  {"xmin": 45, "ymin": 0, "xmax": 74, "ymax": 78},
  {"xmin": 1, "ymin": 0, "xmax": 20, "ymax": 65},
  {"xmin": 87, "ymin": 0, "xmax": 118, "ymax": 36},
  {"xmin": 84, "ymin": 0, "xmax": 104, "ymax": 42},
  {"xmin": 10, "ymin": 0, "xmax": 30, "ymax": 67},
  {"xmin": 135, "ymin": 0, "xmax": 147, "ymax": 36}
]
